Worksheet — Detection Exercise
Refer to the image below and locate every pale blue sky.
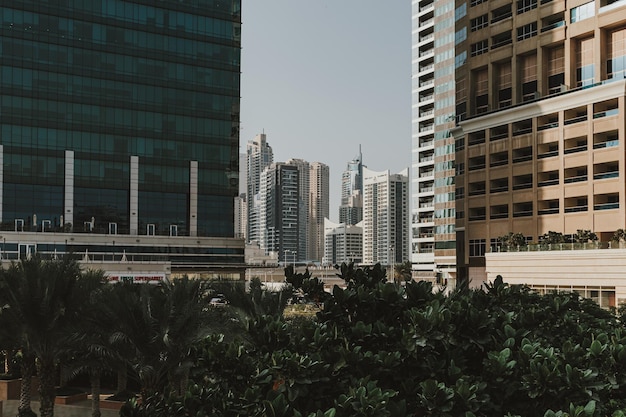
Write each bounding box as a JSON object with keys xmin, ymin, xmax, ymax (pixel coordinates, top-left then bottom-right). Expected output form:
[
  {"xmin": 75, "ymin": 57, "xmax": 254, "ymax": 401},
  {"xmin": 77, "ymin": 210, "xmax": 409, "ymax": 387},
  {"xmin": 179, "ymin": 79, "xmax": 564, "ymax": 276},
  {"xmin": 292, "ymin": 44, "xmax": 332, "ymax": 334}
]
[{"xmin": 240, "ymin": 1, "xmax": 411, "ymax": 221}]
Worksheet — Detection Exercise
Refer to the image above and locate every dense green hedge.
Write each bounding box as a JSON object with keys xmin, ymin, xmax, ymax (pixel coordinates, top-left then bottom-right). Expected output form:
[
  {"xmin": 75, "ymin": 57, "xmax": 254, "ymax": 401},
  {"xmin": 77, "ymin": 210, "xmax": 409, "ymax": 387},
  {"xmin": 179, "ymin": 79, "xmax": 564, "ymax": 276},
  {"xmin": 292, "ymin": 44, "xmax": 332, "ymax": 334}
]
[{"xmin": 123, "ymin": 264, "xmax": 626, "ymax": 417}]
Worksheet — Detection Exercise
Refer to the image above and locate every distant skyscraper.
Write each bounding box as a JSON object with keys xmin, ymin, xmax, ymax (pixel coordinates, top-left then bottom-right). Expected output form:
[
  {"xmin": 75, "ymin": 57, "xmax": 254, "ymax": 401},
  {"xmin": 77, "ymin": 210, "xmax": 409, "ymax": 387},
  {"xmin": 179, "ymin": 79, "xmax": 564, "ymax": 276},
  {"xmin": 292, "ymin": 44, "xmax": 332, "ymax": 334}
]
[
  {"xmin": 259, "ymin": 162, "xmax": 299, "ymax": 264},
  {"xmin": 410, "ymin": 0, "xmax": 458, "ymax": 282},
  {"xmin": 286, "ymin": 158, "xmax": 310, "ymax": 262},
  {"xmin": 339, "ymin": 147, "xmax": 364, "ymax": 225},
  {"xmin": 362, "ymin": 167, "xmax": 409, "ymax": 266},
  {"xmin": 246, "ymin": 133, "xmax": 273, "ymax": 244},
  {"xmin": 309, "ymin": 162, "xmax": 330, "ymax": 262},
  {"xmin": 235, "ymin": 152, "xmax": 248, "ymax": 239}
]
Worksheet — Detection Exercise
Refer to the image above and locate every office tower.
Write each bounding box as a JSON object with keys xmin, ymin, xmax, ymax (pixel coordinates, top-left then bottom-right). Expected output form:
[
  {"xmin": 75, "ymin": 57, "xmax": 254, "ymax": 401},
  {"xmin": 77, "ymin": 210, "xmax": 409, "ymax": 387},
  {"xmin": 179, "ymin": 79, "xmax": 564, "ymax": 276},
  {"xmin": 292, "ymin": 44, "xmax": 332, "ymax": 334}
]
[
  {"xmin": 410, "ymin": 0, "xmax": 459, "ymax": 284},
  {"xmin": 286, "ymin": 158, "xmax": 310, "ymax": 262},
  {"xmin": 235, "ymin": 152, "xmax": 247, "ymax": 239},
  {"xmin": 309, "ymin": 162, "xmax": 330, "ymax": 262},
  {"xmin": 0, "ymin": 1, "xmax": 243, "ymax": 278},
  {"xmin": 323, "ymin": 218, "xmax": 363, "ymax": 265},
  {"xmin": 259, "ymin": 163, "xmax": 299, "ymax": 264},
  {"xmin": 454, "ymin": 0, "xmax": 626, "ymax": 290},
  {"xmin": 234, "ymin": 194, "xmax": 246, "ymax": 239},
  {"xmin": 339, "ymin": 147, "xmax": 364, "ymax": 225},
  {"xmin": 247, "ymin": 133, "xmax": 273, "ymax": 245},
  {"xmin": 362, "ymin": 167, "xmax": 409, "ymax": 265}
]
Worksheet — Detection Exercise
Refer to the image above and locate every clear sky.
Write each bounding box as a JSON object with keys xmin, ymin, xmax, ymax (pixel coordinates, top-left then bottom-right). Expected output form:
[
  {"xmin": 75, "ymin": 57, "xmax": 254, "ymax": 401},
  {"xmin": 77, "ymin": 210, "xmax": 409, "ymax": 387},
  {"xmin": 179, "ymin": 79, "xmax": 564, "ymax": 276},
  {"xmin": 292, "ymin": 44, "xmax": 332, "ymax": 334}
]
[{"xmin": 240, "ymin": 1, "xmax": 411, "ymax": 221}]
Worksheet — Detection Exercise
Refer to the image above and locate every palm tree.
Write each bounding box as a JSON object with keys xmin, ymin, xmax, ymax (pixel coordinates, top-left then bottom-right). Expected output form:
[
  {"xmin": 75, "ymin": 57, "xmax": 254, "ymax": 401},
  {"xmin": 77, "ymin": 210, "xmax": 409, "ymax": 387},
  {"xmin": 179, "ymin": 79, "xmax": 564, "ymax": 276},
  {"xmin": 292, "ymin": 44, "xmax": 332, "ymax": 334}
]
[
  {"xmin": 0, "ymin": 257, "xmax": 105, "ymax": 417},
  {"xmin": 67, "ymin": 270, "xmax": 121, "ymax": 417},
  {"xmin": 109, "ymin": 277, "xmax": 213, "ymax": 396}
]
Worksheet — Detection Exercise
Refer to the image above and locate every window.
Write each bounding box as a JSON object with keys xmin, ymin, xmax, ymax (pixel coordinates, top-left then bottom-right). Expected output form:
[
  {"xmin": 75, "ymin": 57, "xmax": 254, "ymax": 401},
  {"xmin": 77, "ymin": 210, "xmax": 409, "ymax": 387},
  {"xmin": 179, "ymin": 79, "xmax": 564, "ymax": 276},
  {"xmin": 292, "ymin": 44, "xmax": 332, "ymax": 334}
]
[
  {"xmin": 469, "ymin": 181, "xmax": 486, "ymax": 196},
  {"xmin": 517, "ymin": 0, "xmax": 537, "ymax": 13},
  {"xmin": 455, "ymin": 51, "xmax": 467, "ymax": 68},
  {"xmin": 456, "ymin": 77, "xmax": 467, "ymax": 121},
  {"xmin": 471, "ymin": 40, "xmax": 489, "ymax": 56},
  {"xmin": 571, "ymin": 1, "xmax": 595, "ymax": 23},
  {"xmin": 470, "ymin": 0, "xmax": 486, "ymax": 6},
  {"xmin": 607, "ymin": 27, "xmax": 626, "ymax": 79},
  {"xmin": 492, "ymin": 5, "xmax": 512, "ymax": 23},
  {"xmin": 474, "ymin": 68, "xmax": 489, "ymax": 114},
  {"xmin": 455, "ymin": 137, "xmax": 465, "ymax": 151},
  {"xmin": 471, "ymin": 15, "xmax": 489, "ymax": 32},
  {"xmin": 520, "ymin": 54, "xmax": 537, "ymax": 101},
  {"xmin": 455, "ymin": 3, "xmax": 467, "ymax": 21},
  {"xmin": 496, "ymin": 61, "xmax": 512, "ymax": 107},
  {"xmin": 513, "ymin": 202, "xmax": 533, "ymax": 217},
  {"xmin": 541, "ymin": 13, "xmax": 565, "ymax": 33},
  {"xmin": 576, "ymin": 37, "xmax": 595, "ymax": 87},
  {"xmin": 546, "ymin": 45, "xmax": 565, "ymax": 94},
  {"xmin": 492, "ymin": 31, "xmax": 512, "ymax": 49},
  {"xmin": 517, "ymin": 22, "xmax": 537, "ymax": 41},
  {"xmin": 469, "ymin": 239, "xmax": 486, "ymax": 256},
  {"xmin": 455, "ymin": 27, "xmax": 467, "ymax": 45},
  {"xmin": 490, "ymin": 204, "xmax": 509, "ymax": 219}
]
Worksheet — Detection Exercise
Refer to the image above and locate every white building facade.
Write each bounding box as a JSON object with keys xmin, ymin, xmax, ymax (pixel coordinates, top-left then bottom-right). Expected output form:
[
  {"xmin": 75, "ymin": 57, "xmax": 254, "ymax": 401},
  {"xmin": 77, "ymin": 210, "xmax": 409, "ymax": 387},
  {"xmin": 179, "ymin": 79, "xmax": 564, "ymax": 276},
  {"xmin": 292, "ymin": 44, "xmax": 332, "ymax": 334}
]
[
  {"xmin": 362, "ymin": 167, "xmax": 409, "ymax": 265},
  {"xmin": 323, "ymin": 218, "xmax": 363, "ymax": 266},
  {"xmin": 246, "ymin": 133, "xmax": 273, "ymax": 245}
]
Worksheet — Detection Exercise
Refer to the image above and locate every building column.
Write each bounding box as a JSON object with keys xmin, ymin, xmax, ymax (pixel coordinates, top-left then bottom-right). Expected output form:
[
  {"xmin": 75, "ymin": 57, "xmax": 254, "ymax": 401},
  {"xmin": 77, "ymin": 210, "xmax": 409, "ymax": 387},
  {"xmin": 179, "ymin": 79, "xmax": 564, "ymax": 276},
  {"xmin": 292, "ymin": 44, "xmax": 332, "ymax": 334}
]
[
  {"xmin": 189, "ymin": 161, "xmax": 198, "ymax": 236},
  {"xmin": 130, "ymin": 156, "xmax": 139, "ymax": 235},
  {"xmin": 64, "ymin": 150, "xmax": 74, "ymax": 227}
]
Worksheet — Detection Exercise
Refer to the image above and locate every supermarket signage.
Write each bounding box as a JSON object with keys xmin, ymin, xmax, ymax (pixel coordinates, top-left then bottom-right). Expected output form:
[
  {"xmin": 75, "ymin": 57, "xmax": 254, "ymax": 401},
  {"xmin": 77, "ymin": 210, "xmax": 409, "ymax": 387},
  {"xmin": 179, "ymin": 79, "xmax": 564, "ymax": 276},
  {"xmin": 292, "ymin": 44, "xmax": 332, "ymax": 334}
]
[{"xmin": 107, "ymin": 273, "xmax": 165, "ymax": 284}]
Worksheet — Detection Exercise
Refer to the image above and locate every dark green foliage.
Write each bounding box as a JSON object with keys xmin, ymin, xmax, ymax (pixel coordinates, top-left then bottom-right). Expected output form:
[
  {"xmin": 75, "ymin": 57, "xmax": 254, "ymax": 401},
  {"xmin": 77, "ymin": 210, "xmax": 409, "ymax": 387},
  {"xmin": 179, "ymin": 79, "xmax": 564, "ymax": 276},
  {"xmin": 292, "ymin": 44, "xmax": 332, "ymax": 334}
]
[
  {"xmin": 540, "ymin": 231, "xmax": 566, "ymax": 245},
  {"xmin": 497, "ymin": 232, "xmax": 528, "ymax": 249},
  {"xmin": 573, "ymin": 229, "xmax": 598, "ymax": 243},
  {"xmin": 123, "ymin": 264, "xmax": 626, "ymax": 417}
]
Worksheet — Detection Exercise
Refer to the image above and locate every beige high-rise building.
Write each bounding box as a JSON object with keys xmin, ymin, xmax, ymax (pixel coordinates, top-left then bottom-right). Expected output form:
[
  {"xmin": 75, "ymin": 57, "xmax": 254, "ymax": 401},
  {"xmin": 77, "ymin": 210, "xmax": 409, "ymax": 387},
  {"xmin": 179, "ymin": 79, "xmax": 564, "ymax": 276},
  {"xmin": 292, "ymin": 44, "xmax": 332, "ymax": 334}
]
[
  {"xmin": 454, "ymin": 0, "xmax": 626, "ymax": 292},
  {"xmin": 309, "ymin": 162, "xmax": 330, "ymax": 262}
]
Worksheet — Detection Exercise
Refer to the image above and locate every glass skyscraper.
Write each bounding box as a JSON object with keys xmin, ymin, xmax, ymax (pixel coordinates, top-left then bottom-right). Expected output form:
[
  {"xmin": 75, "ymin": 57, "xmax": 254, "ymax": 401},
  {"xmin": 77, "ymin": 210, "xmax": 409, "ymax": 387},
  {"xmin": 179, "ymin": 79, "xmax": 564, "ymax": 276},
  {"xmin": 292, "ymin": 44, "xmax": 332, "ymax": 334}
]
[{"xmin": 0, "ymin": 1, "xmax": 243, "ymax": 276}]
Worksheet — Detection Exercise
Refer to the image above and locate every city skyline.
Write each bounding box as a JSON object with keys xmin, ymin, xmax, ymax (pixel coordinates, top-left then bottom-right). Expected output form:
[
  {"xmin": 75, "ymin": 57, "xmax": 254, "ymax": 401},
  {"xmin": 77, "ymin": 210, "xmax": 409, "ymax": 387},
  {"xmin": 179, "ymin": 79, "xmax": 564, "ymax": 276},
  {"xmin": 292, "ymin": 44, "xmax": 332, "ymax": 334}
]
[{"xmin": 239, "ymin": 0, "xmax": 411, "ymax": 221}]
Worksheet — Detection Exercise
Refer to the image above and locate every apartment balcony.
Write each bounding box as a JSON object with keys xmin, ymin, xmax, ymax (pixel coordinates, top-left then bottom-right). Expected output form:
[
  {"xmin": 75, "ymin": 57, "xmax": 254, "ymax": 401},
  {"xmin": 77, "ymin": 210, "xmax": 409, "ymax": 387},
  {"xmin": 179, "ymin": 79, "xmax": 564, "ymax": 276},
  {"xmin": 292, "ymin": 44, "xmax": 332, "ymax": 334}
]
[
  {"xmin": 419, "ymin": 63, "xmax": 434, "ymax": 73},
  {"xmin": 600, "ymin": 0, "xmax": 626, "ymax": 12},
  {"xmin": 419, "ymin": 33, "xmax": 434, "ymax": 43},
  {"xmin": 419, "ymin": 94, "xmax": 434, "ymax": 103}
]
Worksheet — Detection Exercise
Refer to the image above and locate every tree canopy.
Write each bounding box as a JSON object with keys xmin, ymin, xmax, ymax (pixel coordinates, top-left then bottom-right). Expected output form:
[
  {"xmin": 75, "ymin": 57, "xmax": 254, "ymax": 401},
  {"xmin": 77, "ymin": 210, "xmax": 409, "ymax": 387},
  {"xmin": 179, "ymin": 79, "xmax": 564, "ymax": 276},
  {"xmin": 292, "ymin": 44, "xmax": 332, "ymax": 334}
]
[{"xmin": 123, "ymin": 265, "xmax": 626, "ymax": 417}]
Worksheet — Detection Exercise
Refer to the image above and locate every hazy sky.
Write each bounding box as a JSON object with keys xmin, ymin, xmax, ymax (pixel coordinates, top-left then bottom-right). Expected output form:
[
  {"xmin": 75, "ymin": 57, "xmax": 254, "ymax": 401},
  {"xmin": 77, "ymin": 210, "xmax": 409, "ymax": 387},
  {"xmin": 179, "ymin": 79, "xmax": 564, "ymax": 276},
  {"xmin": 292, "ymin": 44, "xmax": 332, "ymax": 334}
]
[{"xmin": 240, "ymin": 1, "xmax": 411, "ymax": 221}]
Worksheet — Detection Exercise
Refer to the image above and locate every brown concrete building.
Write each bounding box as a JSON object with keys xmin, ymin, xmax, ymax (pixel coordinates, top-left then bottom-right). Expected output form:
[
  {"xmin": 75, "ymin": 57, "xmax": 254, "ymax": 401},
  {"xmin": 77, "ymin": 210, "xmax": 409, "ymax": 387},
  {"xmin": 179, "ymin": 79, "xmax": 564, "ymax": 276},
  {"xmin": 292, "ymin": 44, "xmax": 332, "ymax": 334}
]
[{"xmin": 454, "ymin": 0, "xmax": 626, "ymax": 290}]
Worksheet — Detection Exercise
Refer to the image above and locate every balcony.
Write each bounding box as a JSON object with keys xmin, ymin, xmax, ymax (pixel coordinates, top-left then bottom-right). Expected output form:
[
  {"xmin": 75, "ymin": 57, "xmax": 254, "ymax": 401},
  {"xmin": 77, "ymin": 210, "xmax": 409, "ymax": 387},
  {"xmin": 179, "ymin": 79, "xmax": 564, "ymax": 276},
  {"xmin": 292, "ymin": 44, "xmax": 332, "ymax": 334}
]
[
  {"xmin": 593, "ymin": 139, "xmax": 618, "ymax": 149},
  {"xmin": 593, "ymin": 171, "xmax": 619, "ymax": 180},
  {"xmin": 593, "ymin": 108, "xmax": 619, "ymax": 119},
  {"xmin": 594, "ymin": 202, "xmax": 619, "ymax": 210},
  {"xmin": 564, "ymin": 175, "xmax": 587, "ymax": 184},
  {"xmin": 564, "ymin": 205, "xmax": 588, "ymax": 213},
  {"xmin": 541, "ymin": 20, "xmax": 565, "ymax": 32}
]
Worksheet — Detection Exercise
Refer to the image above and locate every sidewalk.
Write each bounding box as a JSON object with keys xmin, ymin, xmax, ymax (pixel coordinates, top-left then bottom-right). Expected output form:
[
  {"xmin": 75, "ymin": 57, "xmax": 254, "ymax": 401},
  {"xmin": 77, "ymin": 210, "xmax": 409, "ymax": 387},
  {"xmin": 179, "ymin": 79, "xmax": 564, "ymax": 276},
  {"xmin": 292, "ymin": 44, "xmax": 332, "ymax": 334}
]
[{"xmin": 2, "ymin": 398, "xmax": 120, "ymax": 417}]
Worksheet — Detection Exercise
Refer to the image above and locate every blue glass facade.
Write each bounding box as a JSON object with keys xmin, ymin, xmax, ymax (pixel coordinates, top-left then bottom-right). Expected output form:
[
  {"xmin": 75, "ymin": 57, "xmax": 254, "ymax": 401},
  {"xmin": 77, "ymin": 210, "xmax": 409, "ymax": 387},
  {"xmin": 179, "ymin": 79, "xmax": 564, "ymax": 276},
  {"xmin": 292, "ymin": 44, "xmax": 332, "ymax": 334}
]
[{"xmin": 0, "ymin": 0, "xmax": 241, "ymax": 237}]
